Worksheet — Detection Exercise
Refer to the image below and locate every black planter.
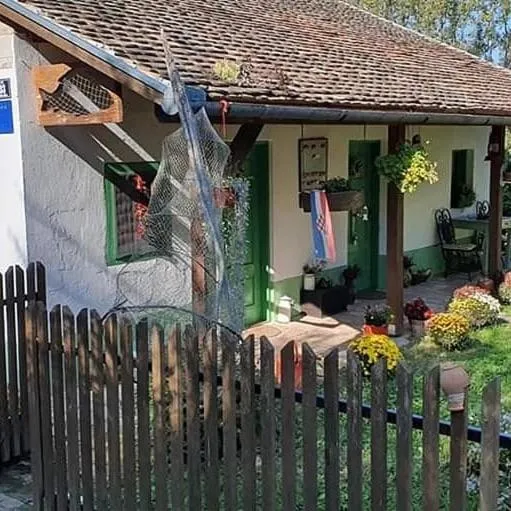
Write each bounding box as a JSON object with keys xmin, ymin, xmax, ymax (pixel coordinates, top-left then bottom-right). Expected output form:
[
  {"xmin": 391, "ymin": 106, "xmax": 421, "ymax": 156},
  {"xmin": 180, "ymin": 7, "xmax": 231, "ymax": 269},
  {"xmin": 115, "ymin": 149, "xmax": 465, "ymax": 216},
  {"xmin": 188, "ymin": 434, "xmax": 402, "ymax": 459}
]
[{"xmin": 344, "ymin": 278, "xmax": 356, "ymax": 304}]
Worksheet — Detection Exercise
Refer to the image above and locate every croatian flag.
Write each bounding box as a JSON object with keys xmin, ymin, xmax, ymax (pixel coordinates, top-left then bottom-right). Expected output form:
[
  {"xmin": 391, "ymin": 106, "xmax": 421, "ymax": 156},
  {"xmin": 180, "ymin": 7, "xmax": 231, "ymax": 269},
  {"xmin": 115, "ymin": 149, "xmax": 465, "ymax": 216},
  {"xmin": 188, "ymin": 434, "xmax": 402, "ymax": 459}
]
[{"xmin": 310, "ymin": 191, "xmax": 336, "ymax": 262}]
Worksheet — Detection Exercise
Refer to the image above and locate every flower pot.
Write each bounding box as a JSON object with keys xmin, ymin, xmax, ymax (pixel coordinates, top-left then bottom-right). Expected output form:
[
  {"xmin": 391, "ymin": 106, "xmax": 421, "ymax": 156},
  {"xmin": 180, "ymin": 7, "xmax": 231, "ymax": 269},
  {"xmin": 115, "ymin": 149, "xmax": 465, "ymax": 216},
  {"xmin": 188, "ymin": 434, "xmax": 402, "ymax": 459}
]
[
  {"xmin": 299, "ymin": 190, "xmax": 364, "ymax": 212},
  {"xmin": 213, "ymin": 187, "xmax": 236, "ymax": 208},
  {"xmin": 344, "ymin": 278, "xmax": 356, "ymax": 304},
  {"xmin": 409, "ymin": 319, "xmax": 426, "ymax": 338},
  {"xmin": 503, "ymin": 171, "xmax": 511, "ymax": 183},
  {"xmin": 440, "ymin": 363, "xmax": 469, "ymax": 412},
  {"xmin": 477, "ymin": 277, "xmax": 495, "ymax": 294},
  {"xmin": 303, "ymin": 273, "xmax": 316, "ymax": 291},
  {"xmin": 362, "ymin": 324, "xmax": 388, "ymax": 335}
]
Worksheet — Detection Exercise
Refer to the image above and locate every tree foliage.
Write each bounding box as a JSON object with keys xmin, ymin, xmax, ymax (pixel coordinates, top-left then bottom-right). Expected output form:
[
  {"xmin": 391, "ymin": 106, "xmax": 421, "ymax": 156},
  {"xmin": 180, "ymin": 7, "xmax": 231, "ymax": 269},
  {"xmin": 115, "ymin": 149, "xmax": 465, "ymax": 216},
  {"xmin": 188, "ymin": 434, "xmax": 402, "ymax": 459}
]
[{"xmin": 351, "ymin": 0, "xmax": 511, "ymax": 66}]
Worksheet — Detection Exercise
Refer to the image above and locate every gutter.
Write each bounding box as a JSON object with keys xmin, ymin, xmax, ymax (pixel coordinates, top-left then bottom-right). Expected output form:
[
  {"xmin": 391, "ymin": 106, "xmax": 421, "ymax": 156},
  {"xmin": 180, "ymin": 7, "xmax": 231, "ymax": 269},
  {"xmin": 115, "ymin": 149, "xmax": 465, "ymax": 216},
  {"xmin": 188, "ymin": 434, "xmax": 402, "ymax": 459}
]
[{"xmin": 2, "ymin": 0, "xmax": 511, "ymax": 126}]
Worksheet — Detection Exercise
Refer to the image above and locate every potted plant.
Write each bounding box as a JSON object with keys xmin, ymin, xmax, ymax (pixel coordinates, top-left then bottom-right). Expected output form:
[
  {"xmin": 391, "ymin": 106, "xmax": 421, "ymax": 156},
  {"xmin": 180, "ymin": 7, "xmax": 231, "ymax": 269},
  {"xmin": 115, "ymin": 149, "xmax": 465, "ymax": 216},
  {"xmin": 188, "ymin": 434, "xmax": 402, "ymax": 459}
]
[
  {"xmin": 376, "ymin": 140, "xmax": 439, "ymax": 194},
  {"xmin": 363, "ymin": 305, "xmax": 392, "ymax": 335},
  {"xmin": 342, "ymin": 264, "xmax": 361, "ymax": 304},
  {"xmin": 299, "ymin": 177, "xmax": 364, "ymax": 212},
  {"xmin": 302, "ymin": 261, "xmax": 324, "ymax": 291},
  {"xmin": 404, "ymin": 297, "xmax": 433, "ymax": 337}
]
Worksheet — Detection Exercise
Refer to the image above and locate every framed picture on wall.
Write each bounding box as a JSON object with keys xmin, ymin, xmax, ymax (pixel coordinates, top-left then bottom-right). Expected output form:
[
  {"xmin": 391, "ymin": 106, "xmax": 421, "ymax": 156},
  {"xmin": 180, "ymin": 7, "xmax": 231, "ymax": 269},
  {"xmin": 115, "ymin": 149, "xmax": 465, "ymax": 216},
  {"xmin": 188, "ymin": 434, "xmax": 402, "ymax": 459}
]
[{"xmin": 298, "ymin": 137, "xmax": 328, "ymax": 192}]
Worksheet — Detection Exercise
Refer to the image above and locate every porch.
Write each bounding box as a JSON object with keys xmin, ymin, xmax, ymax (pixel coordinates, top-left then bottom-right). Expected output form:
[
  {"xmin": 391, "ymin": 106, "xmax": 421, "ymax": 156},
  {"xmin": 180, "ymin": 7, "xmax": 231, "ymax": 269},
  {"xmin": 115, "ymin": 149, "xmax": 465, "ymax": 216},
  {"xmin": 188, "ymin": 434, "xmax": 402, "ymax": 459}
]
[{"xmin": 245, "ymin": 274, "xmax": 467, "ymax": 357}]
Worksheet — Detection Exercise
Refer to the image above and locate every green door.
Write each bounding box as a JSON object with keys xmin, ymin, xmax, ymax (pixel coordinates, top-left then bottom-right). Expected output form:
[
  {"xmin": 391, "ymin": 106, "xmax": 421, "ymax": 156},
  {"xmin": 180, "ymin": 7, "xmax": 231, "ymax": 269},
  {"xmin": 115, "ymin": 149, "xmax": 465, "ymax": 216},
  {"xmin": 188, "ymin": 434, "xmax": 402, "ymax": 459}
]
[
  {"xmin": 348, "ymin": 141, "xmax": 381, "ymax": 291},
  {"xmin": 242, "ymin": 143, "xmax": 270, "ymax": 326}
]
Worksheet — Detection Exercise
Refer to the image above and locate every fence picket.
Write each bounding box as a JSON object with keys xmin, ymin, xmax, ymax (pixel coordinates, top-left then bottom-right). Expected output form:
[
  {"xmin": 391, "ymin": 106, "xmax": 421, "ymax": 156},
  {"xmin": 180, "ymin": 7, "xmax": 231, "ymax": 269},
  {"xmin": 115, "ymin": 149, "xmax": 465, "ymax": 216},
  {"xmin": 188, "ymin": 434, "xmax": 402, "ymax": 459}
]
[
  {"xmin": 450, "ymin": 397, "xmax": 468, "ymax": 511},
  {"xmin": 0, "ymin": 274, "xmax": 9, "ymax": 463},
  {"xmin": 77, "ymin": 309, "xmax": 93, "ymax": 510},
  {"xmin": 63, "ymin": 306, "xmax": 80, "ymax": 511},
  {"xmin": 423, "ymin": 366, "xmax": 440, "ymax": 511},
  {"xmin": 204, "ymin": 329, "xmax": 219, "ymax": 511},
  {"xmin": 185, "ymin": 325, "xmax": 201, "ymax": 511},
  {"xmin": 241, "ymin": 336, "xmax": 256, "ymax": 511},
  {"xmin": 5, "ymin": 267, "xmax": 20, "ymax": 457},
  {"xmin": 136, "ymin": 320, "xmax": 151, "ymax": 509},
  {"xmin": 302, "ymin": 343, "xmax": 317, "ymax": 511},
  {"xmin": 15, "ymin": 266, "xmax": 29, "ymax": 453},
  {"xmin": 152, "ymin": 323, "xmax": 168, "ymax": 510},
  {"xmin": 260, "ymin": 337, "xmax": 276, "ymax": 511},
  {"xmin": 50, "ymin": 306, "xmax": 67, "ymax": 511},
  {"xmin": 480, "ymin": 379, "xmax": 501, "ymax": 511},
  {"xmin": 26, "ymin": 262, "xmax": 36, "ymax": 301},
  {"xmin": 396, "ymin": 363, "xmax": 413, "ymax": 511},
  {"xmin": 36, "ymin": 302, "xmax": 54, "ymax": 510},
  {"xmin": 168, "ymin": 325, "xmax": 184, "ymax": 511},
  {"xmin": 105, "ymin": 315, "xmax": 121, "ymax": 507},
  {"xmin": 120, "ymin": 319, "xmax": 136, "ymax": 511},
  {"xmin": 26, "ymin": 303, "xmax": 43, "ymax": 510},
  {"xmin": 347, "ymin": 350, "xmax": 363, "ymax": 510},
  {"xmin": 90, "ymin": 311, "xmax": 107, "ymax": 509},
  {"xmin": 324, "ymin": 347, "xmax": 339, "ymax": 511},
  {"xmin": 281, "ymin": 341, "xmax": 296, "ymax": 511},
  {"xmin": 371, "ymin": 358, "xmax": 387, "ymax": 511},
  {"xmin": 222, "ymin": 333, "xmax": 237, "ymax": 511},
  {"xmin": 35, "ymin": 262, "xmax": 46, "ymax": 303}
]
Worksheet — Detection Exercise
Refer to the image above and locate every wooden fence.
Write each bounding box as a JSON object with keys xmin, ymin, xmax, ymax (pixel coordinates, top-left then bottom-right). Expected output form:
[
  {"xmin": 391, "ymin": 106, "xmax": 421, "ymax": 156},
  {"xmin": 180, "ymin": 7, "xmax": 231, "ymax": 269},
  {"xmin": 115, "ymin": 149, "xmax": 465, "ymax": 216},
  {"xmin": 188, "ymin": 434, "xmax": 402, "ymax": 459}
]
[
  {"xmin": 0, "ymin": 262, "xmax": 46, "ymax": 465},
  {"xmin": 26, "ymin": 301, "xmax": 507, "ymax": 510}
]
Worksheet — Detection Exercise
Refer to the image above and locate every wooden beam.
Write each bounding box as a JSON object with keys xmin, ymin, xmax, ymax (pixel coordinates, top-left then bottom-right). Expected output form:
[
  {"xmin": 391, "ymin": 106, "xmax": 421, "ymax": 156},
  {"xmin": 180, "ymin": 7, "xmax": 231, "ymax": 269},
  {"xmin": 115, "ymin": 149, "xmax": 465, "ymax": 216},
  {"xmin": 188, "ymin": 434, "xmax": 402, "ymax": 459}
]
[
  {"xmin": 0, "ymin": 7, "xmax": 161, "ymax": 105},
  {"xmin": 387, "ymin": 124, "xmax": 406, "ymax": 334},
  {"xmin": 226, "ymin": 123, "xmax": 264, "ymax": 176},
  {"xmin": 103, "ymin": 168, "xmax": 150, "ymax": 207},
  {"xmin": 488, "ymin": 125, "xmax": 506, "ymax": 277}
]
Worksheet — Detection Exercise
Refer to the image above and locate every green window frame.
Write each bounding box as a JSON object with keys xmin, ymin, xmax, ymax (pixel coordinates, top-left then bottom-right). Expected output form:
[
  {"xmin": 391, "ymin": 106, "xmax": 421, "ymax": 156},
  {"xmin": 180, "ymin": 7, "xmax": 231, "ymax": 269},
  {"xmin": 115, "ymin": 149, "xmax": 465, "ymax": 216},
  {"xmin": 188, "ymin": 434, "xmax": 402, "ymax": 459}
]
[
  {"xmin": 104, "ymin": 161, "xmax": 159, "ymax": 265},
  {"xmin": 450, "ymin": 149, "xmax": 475, "ymax": 208}
]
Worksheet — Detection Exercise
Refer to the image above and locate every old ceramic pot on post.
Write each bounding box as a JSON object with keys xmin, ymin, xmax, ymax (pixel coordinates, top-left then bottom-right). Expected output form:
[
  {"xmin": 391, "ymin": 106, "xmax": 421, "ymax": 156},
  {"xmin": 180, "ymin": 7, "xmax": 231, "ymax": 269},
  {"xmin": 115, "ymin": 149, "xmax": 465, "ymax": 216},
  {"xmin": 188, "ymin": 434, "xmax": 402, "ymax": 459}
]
[{"xmin": 440, "ymin": 363, "xmax": 469, "ymax": 412}]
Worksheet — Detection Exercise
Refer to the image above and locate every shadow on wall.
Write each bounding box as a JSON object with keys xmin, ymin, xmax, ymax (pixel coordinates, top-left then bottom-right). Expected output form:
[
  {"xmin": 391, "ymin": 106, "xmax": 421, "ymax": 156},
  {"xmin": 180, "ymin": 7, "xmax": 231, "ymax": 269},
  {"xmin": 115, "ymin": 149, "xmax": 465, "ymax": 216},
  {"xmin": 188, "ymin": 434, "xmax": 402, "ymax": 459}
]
[{"xmin": 23, "ymin": 120, "xmax": 193, "ymax": 314}]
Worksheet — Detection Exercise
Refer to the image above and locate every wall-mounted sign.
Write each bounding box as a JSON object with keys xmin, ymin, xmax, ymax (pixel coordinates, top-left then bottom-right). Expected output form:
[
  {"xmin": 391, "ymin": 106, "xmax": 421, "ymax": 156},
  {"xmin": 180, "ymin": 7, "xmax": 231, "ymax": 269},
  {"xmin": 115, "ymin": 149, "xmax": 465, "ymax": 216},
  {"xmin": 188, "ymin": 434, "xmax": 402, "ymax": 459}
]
[
  {"xmin": 0, "ymin": 79, "xmax": 11, "ymax": 101},
  {"xmin": 0, "ymin": 101, "xmax": 14, "ymax": 134},
  {"xmin": 298, "ymin": 137, "xmax": 328, "ymax": 192}
]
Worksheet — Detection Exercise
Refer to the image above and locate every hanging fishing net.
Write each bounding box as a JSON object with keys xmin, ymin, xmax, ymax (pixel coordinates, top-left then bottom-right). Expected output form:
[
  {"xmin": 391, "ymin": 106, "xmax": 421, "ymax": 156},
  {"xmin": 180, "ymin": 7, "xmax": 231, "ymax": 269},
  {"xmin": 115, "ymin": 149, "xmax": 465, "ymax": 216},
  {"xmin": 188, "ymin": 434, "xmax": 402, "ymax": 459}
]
[{"xmin": 109, "ymin": 44, "xmax": 249, "ymax": 335}]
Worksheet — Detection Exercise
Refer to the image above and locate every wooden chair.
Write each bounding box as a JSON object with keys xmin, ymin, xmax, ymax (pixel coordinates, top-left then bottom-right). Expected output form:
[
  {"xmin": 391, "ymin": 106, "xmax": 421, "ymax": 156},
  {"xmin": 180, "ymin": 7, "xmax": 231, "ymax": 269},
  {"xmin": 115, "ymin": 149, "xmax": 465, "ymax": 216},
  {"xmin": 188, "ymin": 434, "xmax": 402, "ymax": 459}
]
[{"xmin": 434, "ymin": 208, "xmax": 483, "ymax": 279}]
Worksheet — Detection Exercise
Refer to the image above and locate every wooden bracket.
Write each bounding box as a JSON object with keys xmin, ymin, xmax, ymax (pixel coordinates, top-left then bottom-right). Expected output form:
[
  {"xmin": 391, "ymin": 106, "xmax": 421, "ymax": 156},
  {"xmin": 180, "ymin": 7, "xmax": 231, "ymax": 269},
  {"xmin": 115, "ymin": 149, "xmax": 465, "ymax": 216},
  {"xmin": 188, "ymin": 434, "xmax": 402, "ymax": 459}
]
[
  {"xmin": 226, "ymin": 123, "xmax": 264, "ymax": 176},
  {"xmin": 32, "ymin": 64, "xmax": 123, "ymax": 126}
]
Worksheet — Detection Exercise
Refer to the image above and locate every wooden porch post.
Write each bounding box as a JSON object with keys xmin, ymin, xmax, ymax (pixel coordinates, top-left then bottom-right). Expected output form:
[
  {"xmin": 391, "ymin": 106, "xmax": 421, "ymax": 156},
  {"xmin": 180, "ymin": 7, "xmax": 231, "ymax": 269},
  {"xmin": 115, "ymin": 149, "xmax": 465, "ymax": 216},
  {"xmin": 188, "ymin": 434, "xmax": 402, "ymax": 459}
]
[
  {"xmin": 488, "ymin": 125, "xmax": 506, "ymax": 278},
  {"xmin": 387, "ymin": 124, "xmax": 406, "ymax": 334}
]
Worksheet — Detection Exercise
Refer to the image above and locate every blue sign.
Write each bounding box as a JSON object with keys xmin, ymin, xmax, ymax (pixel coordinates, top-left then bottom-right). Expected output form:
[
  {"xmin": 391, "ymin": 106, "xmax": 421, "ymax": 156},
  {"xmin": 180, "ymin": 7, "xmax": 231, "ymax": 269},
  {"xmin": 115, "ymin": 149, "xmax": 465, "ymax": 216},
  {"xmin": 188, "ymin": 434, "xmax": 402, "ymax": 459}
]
[{"xmin": 0, "ymin": 100, "xmax": 13, "ymax": 135}]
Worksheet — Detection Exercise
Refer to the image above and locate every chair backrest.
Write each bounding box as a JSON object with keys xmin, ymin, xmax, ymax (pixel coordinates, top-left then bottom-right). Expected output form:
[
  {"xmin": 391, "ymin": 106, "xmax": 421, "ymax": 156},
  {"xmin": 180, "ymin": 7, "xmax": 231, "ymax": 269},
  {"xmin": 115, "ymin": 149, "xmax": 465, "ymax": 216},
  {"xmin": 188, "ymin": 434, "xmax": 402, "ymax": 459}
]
[
  {"xmin": 476, "ymin": 200, "xmax": 490, "ymax": 220},
  {"xmin": 434, "ymin": 208, "xmax": 456, "ymax": 245}
]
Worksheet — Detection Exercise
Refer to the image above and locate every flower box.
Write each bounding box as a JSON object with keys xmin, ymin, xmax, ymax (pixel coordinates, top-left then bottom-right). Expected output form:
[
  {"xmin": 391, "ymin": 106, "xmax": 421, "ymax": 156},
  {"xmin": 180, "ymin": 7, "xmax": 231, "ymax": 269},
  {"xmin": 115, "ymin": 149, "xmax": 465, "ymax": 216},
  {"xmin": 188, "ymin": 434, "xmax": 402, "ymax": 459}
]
[
  {"xmin": 299, "ymin": 191, "xmax": 364, "ymax": 212},
  {"xmin": 362, "ymin": 324, "xmax": 388, "ymax": 336}
]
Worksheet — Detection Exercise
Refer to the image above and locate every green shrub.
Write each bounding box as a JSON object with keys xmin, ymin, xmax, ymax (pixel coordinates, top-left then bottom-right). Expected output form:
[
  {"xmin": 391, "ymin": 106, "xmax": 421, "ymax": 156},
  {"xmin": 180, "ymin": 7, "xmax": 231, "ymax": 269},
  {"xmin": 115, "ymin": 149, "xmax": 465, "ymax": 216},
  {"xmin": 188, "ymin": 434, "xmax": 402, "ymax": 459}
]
[
  {"xmin": 428, "ymin": 312, "xmax": 470, "ymax": 350},
  {"xmin": 499, "ymin": 282, "xmax": 511, "ymax": 305},
  {"xmin": 448, "ymin": 293, "xmax": 500, "ymax": 328}
]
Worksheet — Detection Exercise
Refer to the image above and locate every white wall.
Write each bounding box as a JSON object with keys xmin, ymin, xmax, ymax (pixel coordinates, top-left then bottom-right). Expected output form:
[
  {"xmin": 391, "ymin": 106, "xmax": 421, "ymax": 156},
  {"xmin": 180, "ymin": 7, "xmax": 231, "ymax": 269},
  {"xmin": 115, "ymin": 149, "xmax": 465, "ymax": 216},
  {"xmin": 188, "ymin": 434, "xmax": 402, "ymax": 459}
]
[
  {"xmin": 13, "ymin": 36, "xmax": 492, "ymax": 312},
  {"xmin": 0, "ymin": 23, "xmax": 27, "ymax": 271}
]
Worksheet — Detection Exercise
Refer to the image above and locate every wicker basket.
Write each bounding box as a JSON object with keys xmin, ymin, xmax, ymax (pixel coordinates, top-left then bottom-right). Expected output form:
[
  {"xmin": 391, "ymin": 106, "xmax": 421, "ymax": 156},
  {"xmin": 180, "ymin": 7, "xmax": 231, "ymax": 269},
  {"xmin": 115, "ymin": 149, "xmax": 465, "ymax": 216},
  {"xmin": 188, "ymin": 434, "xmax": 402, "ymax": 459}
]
[{"xmin": 299, "ymin": 191, "xmax": 364, "ymax": 212}]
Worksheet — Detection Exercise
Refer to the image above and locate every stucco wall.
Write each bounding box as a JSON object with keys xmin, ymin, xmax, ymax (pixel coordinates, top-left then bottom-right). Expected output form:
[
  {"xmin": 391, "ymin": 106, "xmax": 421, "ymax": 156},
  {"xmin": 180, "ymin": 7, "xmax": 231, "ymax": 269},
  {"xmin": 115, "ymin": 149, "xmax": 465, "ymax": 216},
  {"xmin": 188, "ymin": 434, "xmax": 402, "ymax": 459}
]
[
  {"xmin": 0, "ymin": 24, "xmax": 27, "ymax": 272},
  {"xmin": 12, "ymin": 36, "xmax": 491, "ymax": 314}
]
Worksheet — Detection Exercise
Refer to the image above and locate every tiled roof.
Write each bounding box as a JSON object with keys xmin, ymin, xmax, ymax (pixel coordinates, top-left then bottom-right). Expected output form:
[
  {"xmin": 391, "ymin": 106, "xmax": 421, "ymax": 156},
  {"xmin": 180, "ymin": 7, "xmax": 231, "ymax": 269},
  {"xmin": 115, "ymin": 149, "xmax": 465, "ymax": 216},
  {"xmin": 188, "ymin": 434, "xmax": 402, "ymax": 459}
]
[{"xmin": 14, "ymin": 0, "xmax": 511, "ymax": 115}]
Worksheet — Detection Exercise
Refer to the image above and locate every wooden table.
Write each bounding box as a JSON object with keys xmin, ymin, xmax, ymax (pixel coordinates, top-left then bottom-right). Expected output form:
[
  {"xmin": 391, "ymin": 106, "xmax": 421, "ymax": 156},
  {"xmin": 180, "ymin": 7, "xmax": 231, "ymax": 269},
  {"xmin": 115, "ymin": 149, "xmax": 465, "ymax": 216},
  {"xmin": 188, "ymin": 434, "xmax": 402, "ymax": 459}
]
[{"xmin": 452, "ymin": 215, "xmax": 511, "ymax": 273}]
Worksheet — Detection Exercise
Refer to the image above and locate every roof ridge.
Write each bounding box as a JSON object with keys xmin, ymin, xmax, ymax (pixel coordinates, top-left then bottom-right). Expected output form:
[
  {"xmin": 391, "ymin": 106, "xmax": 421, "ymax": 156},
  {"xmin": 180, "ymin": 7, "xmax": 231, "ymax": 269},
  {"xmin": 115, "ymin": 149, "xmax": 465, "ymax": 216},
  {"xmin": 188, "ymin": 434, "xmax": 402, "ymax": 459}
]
[{"xmin": 342, "ymin": 0, "xmax": 511, "ymax": 76}]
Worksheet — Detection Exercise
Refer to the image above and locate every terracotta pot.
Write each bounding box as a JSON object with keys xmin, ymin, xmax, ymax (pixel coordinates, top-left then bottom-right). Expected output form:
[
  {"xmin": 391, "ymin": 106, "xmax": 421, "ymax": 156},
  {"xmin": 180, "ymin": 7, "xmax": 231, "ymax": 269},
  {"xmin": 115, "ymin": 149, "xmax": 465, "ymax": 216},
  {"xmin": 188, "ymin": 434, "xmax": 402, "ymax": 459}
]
[
  {"xmin": 477, "ymin": 277, "xmax": 495, "ymax": 294},
  {"xmin": 409, "ymin": 319, "xmax": 426, "ymax": 338},
  {"xmin": 440, "ymin": 363, "xmax": 469, "ymax": 412},
  {"xmin": 274, "ymin": 342, "xmax": 303, "ymax": 390},
  {"xmin": 362, "ymin": 324, "xmax": 388, "ymax": 336},
  {"xmin": 213, "ymin": 187, "xmax": 236, "ymax": 208}
]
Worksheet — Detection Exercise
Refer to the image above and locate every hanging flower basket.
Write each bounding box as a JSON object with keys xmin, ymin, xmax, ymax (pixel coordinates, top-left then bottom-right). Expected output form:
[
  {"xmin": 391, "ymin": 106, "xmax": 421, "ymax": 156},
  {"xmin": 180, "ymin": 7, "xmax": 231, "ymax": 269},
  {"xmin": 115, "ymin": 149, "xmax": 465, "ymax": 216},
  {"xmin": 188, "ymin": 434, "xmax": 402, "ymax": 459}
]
[
  {"xmin": 213, "ymin": 186, "xmax": 236, "ymax": 208},
  {"xmin": 299, "ymin": 190, "xmax": 364, "ymax": 212}
]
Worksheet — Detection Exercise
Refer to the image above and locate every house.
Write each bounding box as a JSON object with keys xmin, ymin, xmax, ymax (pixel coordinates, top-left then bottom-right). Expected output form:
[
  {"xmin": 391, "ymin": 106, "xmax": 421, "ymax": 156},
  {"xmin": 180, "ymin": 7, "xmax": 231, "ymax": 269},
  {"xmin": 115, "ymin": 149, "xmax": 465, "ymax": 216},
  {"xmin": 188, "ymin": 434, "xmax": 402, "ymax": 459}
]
[{"xmin": 0, "ymin": 0, "xmax": 510, "ymax": 332}]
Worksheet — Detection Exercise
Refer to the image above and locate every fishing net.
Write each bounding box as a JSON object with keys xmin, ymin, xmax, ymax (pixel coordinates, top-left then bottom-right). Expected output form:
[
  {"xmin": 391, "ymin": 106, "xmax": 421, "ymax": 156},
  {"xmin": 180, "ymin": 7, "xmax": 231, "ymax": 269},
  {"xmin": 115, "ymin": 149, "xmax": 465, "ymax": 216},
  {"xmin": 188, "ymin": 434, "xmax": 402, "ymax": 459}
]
[{"xmin": 109, "ymin": 43, "xmax": 249, "ymax": 335}]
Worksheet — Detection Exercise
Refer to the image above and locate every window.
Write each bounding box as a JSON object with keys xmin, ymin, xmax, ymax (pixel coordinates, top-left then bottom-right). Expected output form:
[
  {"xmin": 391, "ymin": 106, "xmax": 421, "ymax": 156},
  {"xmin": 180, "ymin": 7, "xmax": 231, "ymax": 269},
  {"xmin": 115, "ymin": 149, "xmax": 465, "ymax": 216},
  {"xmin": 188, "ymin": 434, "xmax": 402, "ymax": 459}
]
[
  {"xmin": 104, "ymin": 162, "xmax": 159, "ymax": 264},
  {"xmin": 450, "ymin": 149, "xmax": 474, "ymax": 208}
]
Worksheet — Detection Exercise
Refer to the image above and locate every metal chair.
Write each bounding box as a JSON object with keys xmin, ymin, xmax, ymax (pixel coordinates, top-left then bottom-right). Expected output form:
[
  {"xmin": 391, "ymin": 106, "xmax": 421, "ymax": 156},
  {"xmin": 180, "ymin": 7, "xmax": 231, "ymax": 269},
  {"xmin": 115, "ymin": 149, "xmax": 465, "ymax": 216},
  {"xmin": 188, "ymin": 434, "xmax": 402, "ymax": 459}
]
[
  {"xmin": 434, "ymin": 208, "xmax": 483, "ymax": 280},
  {"xmin": 475, "ymin": 200, "xmax": 507, "ymax": 269}
]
